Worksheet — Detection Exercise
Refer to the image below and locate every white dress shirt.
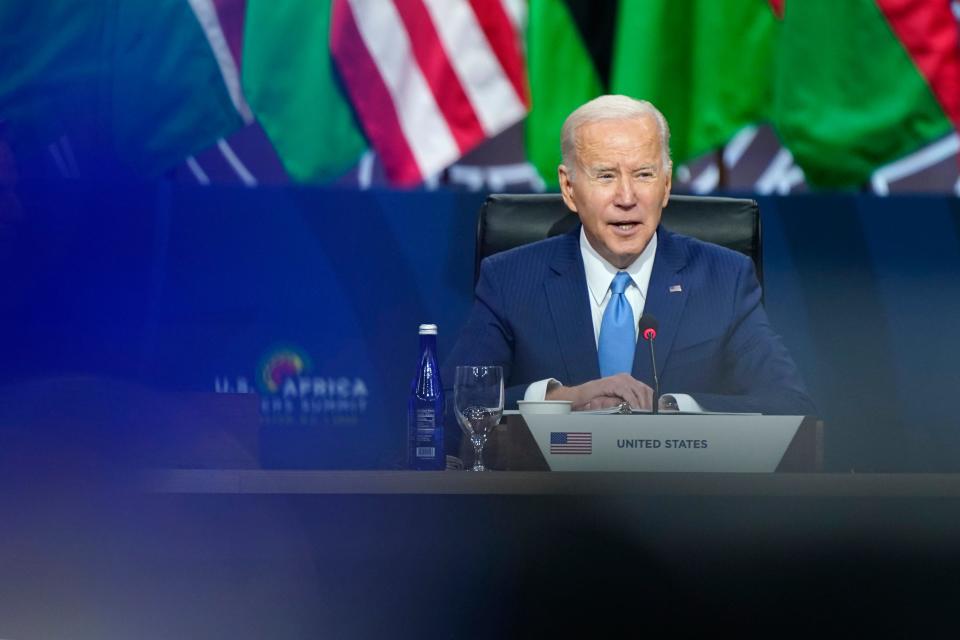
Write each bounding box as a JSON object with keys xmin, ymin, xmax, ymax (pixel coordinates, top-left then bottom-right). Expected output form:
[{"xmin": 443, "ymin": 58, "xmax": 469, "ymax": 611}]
[
  {"xmin": 524, "ymin": 228, "xmax": 702, "ymax": 411},
  {"xmin": 582, "ymin": 225, "xmax": 655, "ymax": 344}
]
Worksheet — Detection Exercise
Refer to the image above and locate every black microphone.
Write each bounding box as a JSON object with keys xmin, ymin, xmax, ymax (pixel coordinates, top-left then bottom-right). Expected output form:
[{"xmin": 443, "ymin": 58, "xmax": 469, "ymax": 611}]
[{"xmin": 638, "ymin": 313, "xmax": 660, "ymax": 414}]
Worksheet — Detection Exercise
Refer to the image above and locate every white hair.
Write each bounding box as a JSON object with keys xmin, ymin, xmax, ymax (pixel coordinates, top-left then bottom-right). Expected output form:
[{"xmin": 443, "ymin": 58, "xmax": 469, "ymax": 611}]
[{"xmin": 560, "ymin": 95, "xmax": 672, "ymax": 177}]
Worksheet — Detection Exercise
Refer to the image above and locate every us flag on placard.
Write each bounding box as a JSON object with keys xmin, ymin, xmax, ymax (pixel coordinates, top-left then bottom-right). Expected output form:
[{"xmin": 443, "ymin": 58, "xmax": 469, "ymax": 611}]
[
  {"xmin": 330, "ymin": 0, "xmax": 529, "ymax": 186},
  {"xmin": 550, "ymin": 432, "xmax": 592, "ymax": 455}
]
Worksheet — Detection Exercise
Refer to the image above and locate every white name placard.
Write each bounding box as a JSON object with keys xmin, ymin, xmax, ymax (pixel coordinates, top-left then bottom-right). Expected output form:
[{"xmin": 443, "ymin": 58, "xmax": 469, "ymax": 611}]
[{"xmin": 522, "ymin": 414, "xmax": 807, "ymax": 472}]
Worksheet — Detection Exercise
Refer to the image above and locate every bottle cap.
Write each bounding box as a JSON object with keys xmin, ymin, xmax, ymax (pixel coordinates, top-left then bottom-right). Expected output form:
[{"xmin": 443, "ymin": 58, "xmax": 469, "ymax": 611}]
[{"xmin": 418, "ymin": 324, "xmax": 438, "ymax": 335}]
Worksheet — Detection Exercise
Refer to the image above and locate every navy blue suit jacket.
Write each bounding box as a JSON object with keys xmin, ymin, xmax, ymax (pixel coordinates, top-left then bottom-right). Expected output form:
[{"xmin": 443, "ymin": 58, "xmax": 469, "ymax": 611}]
[{"xmin": 444, "ymin": 224, "xmax": 815, "ymax": 415}]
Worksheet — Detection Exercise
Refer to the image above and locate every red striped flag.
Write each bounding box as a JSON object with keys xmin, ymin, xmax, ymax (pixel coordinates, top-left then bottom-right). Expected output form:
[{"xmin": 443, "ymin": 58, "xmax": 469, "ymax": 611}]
[
  {"xmin": 330, "ymin": 0, "xmax": 529, "ymax": 186},
  {"xmin": 876, "ymin": 0, "xmax": 960, "ymax": 133}
]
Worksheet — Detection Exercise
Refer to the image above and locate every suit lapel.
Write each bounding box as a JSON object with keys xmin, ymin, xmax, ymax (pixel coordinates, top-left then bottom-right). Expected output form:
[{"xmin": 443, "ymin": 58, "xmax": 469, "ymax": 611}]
[
  {"xmin": 545, "ymin": 227, "xmax": 600, "ymax": 384},
  {"xmin": 633, "ymin": 226, "xmax": 688, "ymax": 384}
]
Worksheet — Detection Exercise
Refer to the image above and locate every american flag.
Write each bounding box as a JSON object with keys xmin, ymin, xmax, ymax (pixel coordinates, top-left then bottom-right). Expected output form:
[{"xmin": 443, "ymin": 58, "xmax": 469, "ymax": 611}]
[
  {"xmin": 550, "ymin": 432, "xmax": 592, "ymax": 455},
  {"xmin": 330, "ymin": 0, "xmax": 529, "ymax": 186}
]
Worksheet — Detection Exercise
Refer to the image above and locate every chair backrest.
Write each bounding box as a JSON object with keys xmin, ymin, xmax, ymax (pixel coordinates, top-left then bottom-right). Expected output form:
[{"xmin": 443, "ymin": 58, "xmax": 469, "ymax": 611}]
[{"xmin": 475, "ymin": 193, "xmax": 762, "ymax": 285}]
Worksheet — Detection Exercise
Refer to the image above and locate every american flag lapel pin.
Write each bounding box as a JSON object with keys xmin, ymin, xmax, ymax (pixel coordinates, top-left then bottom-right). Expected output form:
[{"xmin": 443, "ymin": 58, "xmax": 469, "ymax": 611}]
[{"xmin": 669, "ymin": 284, "xmax": 682, "ymax": 293}]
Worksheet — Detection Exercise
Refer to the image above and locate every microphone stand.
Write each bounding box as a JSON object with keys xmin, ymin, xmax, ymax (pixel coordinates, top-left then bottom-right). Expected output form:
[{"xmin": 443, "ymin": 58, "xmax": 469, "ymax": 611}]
[
  {"xmin": 647, "ymin": 333, "xmax": 659, "ymax": 414},
  {"xmin": 638, "ymin": 314, "xmax": 660, "ymax": 414}
]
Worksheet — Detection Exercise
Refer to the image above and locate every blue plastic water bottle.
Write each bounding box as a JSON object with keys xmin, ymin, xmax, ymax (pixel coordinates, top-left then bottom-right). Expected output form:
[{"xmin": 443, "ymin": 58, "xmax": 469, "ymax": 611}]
[{"xmin": 407, "ymin": 324, "xmax": 445, "ymax": 470}]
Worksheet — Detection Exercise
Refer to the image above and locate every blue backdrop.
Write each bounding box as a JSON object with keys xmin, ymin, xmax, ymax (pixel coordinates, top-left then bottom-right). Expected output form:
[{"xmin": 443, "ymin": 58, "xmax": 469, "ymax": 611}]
[{"xmin": 3, "ymin": 182, "xmax": 959, "ymax": 471}]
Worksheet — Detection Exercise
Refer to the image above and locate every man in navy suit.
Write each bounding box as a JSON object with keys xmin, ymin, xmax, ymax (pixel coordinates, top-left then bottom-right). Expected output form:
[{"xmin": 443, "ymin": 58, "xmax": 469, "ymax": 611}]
[{"xmin": 446, "ymin": 95, "xmax": 814, "ymax": 415}]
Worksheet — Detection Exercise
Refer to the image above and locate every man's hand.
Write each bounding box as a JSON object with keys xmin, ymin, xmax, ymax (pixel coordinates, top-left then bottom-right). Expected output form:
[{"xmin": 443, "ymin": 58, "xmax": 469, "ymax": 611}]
[{"xmin": 546, "ymin": 373, "xmax": 654, "ymax": 411}]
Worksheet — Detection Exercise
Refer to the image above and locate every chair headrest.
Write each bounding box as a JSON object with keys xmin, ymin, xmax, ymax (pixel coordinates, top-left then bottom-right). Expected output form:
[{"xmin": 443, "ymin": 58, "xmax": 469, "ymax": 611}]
[{"xmin": 476, "ymin": 193, "xmax": 761, "ymax": 284}]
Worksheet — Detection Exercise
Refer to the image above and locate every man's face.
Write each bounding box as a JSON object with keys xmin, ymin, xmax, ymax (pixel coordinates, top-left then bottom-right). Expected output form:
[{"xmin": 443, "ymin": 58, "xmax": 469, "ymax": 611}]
[{"xmin": 558, "ymin": 116, "xmax": 671, "ymax": 268}]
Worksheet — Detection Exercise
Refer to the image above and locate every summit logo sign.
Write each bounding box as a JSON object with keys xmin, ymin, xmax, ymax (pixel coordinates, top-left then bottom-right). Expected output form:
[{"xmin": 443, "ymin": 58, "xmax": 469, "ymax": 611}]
[{"xmin": 214, "ymin": 346, "xmax": 369, "ymax": 426}]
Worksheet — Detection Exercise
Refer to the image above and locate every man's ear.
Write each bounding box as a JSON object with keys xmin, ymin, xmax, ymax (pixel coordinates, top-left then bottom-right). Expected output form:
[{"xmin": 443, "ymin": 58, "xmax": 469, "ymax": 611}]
[{"xmin": 558, "ymin": 165, "xmax": 578, "ymax": 213}]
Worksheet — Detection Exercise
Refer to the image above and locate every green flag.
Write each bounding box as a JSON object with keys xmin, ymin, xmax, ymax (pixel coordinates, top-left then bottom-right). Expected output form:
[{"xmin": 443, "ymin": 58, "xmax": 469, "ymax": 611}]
[
  {"xmin": 0, "ymin": 0, "xmax": 242, "ymax": 176},
  {"xmin": 242, "ymin": 0, "xmax": 367, "ymax": 183},
  {"xmin": 524, "ymin": 0, "xmax": 776, "ymax": 188},
  {"xmin": 772, "ymin": 0, "xmax": 954, "ymax": 188},
  {"xmin": 611, "ymin": 0, "xmax": 777, "ymax": 168},
  {"xmin": 525, "ymin": 0, "xmax": 604, "ymax": 188}
]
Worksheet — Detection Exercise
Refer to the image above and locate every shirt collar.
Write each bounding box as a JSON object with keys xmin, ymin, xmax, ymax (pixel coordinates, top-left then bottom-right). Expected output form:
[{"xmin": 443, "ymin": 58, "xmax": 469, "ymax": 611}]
[{"xmin": 580, "ymin": 226, "xmax": 658, "ymax": 305}]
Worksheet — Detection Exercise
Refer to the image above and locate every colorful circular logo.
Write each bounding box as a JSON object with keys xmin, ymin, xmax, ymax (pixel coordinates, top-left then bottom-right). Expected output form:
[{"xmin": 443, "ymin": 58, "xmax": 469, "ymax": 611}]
[{"xmin": 260, "ymin": 349, "xmax": 307, "ymax": 393}]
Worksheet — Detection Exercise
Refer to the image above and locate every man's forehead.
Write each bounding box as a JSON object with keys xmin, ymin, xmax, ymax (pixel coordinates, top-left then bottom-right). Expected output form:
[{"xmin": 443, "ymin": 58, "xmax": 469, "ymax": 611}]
[
  {"xmin": 578, "ymin": 141, "xmax": 663, "ymax": 169},
  {"xmin": 577, "ymin": 114, "xmax": 658, "ymax": 137},
  {"xmin": 585, "ymin": 160, "xmax": 660, "ymax": 170},
  {"xmin": 576, "ymin": 118, "xmax": 661, "ymax": 152}
]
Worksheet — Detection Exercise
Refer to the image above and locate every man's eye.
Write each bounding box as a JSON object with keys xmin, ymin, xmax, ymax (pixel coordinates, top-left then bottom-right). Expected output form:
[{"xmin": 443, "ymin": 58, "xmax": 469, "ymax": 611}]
[{"xmin": 597, "ymin": 173, "xmax": 614, "ymax": 181}]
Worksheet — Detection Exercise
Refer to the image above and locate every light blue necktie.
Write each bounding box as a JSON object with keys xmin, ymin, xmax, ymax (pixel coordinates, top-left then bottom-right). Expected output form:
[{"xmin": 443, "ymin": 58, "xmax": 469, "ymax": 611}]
[{"xmin": 598, "ymin": 272, "xmax": 636, "ymax": 378}]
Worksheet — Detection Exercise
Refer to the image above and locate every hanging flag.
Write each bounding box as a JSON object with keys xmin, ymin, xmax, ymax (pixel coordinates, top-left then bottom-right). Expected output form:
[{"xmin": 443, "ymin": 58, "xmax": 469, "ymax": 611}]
[
  {"xmin": 525, "ymin": 0, "xmax": 606, "ymax": 186},
  {"xmin": 612, "ymin": 2, "xmax": 777, "ymax": 172},
  {"xmin": 242, "ymin": 0, "xmax": 368, "ymax": 183},
  {"xmin": 874, "ymin": 0, "xmax": 960, "ymax": 135},
  {"xmin": 329, "ymin": 0, "xmax": 529, "ymax": 186},
  {"xmin": 772, "ymin": 0, "xmax": 957, "ymax": 188},
  {"xmin": 0, "ymin": 0, "xmax": 244, "ymax": 177},
  {"xmin": 524, "ymin": 0, "xmax": 777, "ymax": 188},
  {"xmin": 187, "ymin": 0, "xmax": 253, "ymax": 125}
]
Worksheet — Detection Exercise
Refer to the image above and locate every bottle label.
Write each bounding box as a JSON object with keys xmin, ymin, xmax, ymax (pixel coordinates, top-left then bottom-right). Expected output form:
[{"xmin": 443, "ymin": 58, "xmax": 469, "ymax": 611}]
[
  {"xmin": 415, "ymin": 409, "xmax": 435, "ymax": 431},
  {"xmin": 413, "ymin": 409, "xmax": 439, "ymax": 460}
]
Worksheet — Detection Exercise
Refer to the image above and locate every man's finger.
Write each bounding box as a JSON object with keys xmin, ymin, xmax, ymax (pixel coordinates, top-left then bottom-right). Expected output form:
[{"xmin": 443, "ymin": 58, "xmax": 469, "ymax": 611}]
[
  {"xmin": 605, "ymin": 376, "xmax": 652, "ymax": 410},
  {"xmin": 618, "ymin": 381, "xmax": 650, "ymax": 411},
  {"xmin": 578, "ymin": 395, "xmax": 621, "ymax": 411}
]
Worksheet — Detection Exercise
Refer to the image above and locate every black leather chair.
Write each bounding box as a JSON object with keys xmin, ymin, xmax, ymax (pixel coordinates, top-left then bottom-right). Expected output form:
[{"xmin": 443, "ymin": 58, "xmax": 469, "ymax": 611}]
[{"xmin": 475, "ymin": 193, "xmax": 762, "ymax": 286}]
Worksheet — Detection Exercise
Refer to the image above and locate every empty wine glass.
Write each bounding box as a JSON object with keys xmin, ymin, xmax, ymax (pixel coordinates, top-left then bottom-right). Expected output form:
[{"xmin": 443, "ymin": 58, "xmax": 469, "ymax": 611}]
[{"xmin": 454, "ymin": 366, "xmax": 504, "ymax": 471}]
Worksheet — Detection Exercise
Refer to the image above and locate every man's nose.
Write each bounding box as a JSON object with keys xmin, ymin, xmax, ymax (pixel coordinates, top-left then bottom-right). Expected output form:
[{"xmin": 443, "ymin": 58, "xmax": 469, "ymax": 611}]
[{"xmin": 613, "ymin": 175, "xmax": 637, "ymax": 208}]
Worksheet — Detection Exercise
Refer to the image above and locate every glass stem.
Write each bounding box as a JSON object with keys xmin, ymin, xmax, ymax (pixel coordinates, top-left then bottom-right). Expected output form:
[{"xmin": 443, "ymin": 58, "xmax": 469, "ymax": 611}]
[{"xmin": 471, "ymin": 433, "xmax": 485, "ymax": 468}]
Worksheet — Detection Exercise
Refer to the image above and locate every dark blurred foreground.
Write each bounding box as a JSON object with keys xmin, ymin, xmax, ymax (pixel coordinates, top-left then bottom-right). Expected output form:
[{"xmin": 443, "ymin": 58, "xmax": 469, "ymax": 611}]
[{"xmin": 4, "ymin": 474, "xmax": 960, "ymax": 638}]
